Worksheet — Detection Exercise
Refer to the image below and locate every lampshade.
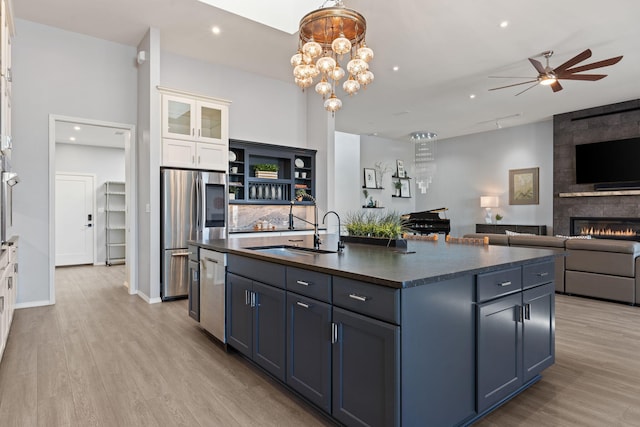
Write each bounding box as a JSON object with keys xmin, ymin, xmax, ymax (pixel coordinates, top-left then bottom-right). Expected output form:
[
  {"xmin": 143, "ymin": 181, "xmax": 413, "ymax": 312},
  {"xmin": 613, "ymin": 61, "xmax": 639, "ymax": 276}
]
[
  {"xmin": 480, "ymin": 196, "xmax": 499, "ymax": 208},
  {"xmin": 291, "ymin": 0, "xmax": 374, "ymax": 115}
]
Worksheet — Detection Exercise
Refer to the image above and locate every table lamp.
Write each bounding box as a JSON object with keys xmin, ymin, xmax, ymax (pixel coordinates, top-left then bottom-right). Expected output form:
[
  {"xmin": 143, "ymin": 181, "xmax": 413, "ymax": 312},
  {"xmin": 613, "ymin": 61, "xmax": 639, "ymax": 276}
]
[{"xmin": 480, "ymin": 196, "xmax": 499, "ymax": 224}]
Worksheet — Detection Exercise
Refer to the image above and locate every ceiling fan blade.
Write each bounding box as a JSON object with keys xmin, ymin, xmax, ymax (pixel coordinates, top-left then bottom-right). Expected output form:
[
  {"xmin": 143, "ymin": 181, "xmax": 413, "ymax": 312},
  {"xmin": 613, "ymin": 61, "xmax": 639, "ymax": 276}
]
[
  {"xmin": 563, "ymin": 56, "xmax": 623, "ymax": 74},
  {"xmin": 489, "ymin": 80, "xmax": 538, "ymax": 91},
  {"xmin": 552, "ymin": 49, "xmax": 592, "ymax": 74},
  {"xmin": 550, "ymin": 81, "xmax": 563, "ymax": 92},
  {"xmin": 528, "ymin": 58, "xmax": 546, "ymax": 74},
  {"xmin": 515, "ymin": 82, "xmax": 540, "ymax": 96},
  {"xmin": 558, "ymin": 73, "xmax": 607, "ymax": 81},
  {"xmin": 488, "ymin": 76, "xmax": 537, "ymax": 79}
]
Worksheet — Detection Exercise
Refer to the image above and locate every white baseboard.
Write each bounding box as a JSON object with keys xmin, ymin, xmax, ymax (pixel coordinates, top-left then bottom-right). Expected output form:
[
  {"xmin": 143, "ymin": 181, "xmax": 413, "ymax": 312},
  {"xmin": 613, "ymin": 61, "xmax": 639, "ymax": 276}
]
[
  {"xmin": 136, "ymin": 291, "xmax": 161, "ymax": 304},
  {"xmin": 16, "ymin": 300, "xmax": 54, "ymax": 309}
]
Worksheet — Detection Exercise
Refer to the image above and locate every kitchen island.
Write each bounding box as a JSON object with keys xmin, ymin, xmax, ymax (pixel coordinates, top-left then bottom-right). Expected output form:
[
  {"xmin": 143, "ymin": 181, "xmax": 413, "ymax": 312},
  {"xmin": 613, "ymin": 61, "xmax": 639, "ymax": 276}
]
[{"xmin": 191, "ymin": 234, "xmax": 557, "ymax": 427}]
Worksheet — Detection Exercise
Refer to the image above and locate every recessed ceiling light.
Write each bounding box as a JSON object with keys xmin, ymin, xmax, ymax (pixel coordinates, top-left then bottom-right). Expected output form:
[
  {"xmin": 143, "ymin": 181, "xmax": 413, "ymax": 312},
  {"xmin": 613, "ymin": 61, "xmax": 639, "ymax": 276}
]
[
  {"xmin": 73, "ymin": 126, "xmax": 81, "ymax": 131},
  {"xmin": 69, "ymin": 137, "xmax": 76, "ymax": 141},
  {"xmin": 469, "ymin": 94, "xmax": 476, "ymax": 99},
  {"xmin": 500, "ymin": 21, "xmax": 509, "ymax": 28},
  {"xmin": 211, "ymin": 26, "xmax": 221, "ymax": 35},
  {"xmin": 392, "ymin": 66, "xmax": 400, "ymax": 72}
]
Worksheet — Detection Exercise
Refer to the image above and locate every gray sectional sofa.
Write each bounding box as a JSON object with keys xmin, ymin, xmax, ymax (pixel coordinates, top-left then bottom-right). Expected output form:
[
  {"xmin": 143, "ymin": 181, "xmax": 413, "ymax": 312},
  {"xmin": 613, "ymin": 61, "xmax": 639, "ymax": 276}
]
[{"xmin": 464, "ymin": 232, "xmax": 640, "ymax": 305}]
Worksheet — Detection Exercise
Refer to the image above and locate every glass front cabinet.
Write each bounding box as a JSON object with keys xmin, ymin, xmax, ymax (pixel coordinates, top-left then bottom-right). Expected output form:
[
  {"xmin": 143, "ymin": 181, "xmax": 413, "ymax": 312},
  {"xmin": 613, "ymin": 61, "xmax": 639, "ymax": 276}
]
[{"xmin": 160, "ymin": 89, "xmax": 230, "ymax": 171}]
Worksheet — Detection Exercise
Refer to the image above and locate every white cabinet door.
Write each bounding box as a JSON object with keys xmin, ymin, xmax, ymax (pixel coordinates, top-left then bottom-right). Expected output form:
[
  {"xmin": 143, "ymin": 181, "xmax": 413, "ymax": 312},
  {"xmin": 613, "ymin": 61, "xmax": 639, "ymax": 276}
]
[
  {"xmin": 163, "ymin": 139, "xmax": 196, "ymax": 167},
  {"xmin": 162, "ymin": 95, "xmax": 196, "ymax": 141},
  {"xmin": 196, "ymin": 142, "xmax": 227, "ymax": 171},
  {"xmin": 196, "ymin": 100, "xmax": 228, "ymax": 145}
]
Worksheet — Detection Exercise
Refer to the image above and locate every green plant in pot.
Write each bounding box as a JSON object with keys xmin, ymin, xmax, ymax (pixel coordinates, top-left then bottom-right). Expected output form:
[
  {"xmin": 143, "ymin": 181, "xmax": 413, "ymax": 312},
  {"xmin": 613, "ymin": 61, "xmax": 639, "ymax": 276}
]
[
  {"xmin": 344, "ymin": 211, "xmax": 408, "ymax": 239},
  {"xmin": 253, "ymin": 163, "xmax": 279, "ymax": 172},
  {"xmin": 495, "ymin": 213, "xmax": 503, "ymax": 224},
  {"xmin": 295, "ymin": 189, "xmax": 307, "ymax": 201},
  {"xmin": 393, "ymin": 180, "xmax": 402, "ymax": 196}
]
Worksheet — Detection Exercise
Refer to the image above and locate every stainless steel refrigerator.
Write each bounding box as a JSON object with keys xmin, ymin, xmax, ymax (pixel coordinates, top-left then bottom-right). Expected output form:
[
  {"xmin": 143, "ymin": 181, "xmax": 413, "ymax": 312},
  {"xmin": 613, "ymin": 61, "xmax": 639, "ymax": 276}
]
[{"xmin": 161, "ymin": 168, "xmax": 227, "ymax": 301}]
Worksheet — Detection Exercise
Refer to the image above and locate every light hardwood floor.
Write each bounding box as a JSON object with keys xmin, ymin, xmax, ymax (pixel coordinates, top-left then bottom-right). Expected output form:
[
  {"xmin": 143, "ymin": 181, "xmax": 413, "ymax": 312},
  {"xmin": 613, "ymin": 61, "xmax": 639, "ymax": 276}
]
[{"xmin": 2, "ymin": 266, "xmax": 640, "ymax": 426}]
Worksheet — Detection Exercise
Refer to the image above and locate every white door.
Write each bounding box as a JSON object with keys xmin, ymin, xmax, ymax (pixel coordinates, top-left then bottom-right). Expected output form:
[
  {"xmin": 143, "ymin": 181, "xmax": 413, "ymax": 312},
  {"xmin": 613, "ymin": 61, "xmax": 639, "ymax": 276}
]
[{"xmin": 55, "ymin": 173, "xmax": 95, "ymax": 266}]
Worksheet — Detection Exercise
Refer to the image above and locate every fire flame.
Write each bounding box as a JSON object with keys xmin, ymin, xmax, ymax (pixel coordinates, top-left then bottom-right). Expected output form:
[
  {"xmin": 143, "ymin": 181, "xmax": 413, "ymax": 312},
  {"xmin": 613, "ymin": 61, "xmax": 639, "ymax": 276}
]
[{"xmin": 580, "ymin": 227, "xmax": 636, "ymax": 237}]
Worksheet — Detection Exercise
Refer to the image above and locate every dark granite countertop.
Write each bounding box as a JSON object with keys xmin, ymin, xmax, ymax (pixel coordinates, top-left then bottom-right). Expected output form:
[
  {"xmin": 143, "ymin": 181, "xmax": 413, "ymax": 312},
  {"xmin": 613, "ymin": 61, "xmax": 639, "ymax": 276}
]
[
  {"xmin": 228, "ymin": 227, "xmax": 326, "ymax": 234},
  {"xmin": 190, "ymin": 234, "xmax": 557, "ymax": 289}
]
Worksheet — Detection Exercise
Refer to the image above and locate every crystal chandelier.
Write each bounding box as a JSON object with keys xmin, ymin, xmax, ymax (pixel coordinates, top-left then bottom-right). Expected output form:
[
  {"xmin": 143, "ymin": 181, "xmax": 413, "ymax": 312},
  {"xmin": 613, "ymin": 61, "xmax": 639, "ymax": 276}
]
[
  {"xmin": 410, "ymin": 131, "xmax": 438, "ymax": 194},
  {"xmin": 291, "ymin": 0, "xmax": 374, "ymax": 115}
]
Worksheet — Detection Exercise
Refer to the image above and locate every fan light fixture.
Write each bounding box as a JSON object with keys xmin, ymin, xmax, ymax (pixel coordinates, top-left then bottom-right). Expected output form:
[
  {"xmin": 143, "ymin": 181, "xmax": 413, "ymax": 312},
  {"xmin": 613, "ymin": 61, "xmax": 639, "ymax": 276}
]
[
  {"xmin": 291, "ymin": 0, "xmax": 374, "ymax": 115},
  {"xmin": 539, "ymin": 74, "xmax": 557, "ymax": 86}
]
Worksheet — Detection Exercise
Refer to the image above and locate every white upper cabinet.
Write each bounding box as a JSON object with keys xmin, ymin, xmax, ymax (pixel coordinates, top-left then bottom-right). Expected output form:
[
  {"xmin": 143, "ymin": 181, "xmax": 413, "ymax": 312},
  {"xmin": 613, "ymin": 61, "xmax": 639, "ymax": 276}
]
[
  {"xmin": 160, "ymin": 88, "xmax": 230, "ymax": 171},
  {"xmin": 162, "ymin": 94, "xmax": 228, "ymax": 145}
]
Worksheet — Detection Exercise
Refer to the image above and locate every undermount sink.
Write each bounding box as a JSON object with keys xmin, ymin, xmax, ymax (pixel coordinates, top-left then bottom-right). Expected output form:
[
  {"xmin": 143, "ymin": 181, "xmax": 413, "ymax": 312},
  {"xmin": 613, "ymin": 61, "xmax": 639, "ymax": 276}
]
[{"xmin": 245, "ymin": 245, "xmax": 336, "ymax": 256}]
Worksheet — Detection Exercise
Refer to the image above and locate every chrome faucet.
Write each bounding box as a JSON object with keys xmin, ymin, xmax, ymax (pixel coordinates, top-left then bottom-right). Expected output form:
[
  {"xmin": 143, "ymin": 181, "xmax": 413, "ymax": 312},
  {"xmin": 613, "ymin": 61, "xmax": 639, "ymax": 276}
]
[
  {"xmin": 322, "ymin": 210, "xmax": 344, "ymax": 253},
  {"xmin": 289, "ymin": 194, "xmax": 322, "ymax": 250}
]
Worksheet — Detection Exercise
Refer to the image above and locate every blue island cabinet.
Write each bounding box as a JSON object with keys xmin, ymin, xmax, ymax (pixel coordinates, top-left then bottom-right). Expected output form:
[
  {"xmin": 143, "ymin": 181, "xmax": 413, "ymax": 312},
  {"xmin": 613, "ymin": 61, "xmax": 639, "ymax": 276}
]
[{"xmin": 224, "ymin": 253, "xmax": 554, "ymax": 427}]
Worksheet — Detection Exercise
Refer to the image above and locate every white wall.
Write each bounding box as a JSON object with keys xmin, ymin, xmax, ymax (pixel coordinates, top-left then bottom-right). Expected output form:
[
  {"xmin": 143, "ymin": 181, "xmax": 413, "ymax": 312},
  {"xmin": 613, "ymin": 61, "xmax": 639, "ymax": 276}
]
[
  {"xmin": 418, "ymin": 120, "xmax": 554, "ymax": 236},
  {"xmin": 12, "ymin": 19, "xmax": 137, "ymax": 306},
  {"xmin": 160, "ymin": 52, "xmax": 307, "ymax": 148},
  {"xmin": 333, "ymin": 132, "xmax": 361, "ymax": 228},
  {"xmin": 55, "ymin": 144, "xmax": 125, "ymax": 264}
]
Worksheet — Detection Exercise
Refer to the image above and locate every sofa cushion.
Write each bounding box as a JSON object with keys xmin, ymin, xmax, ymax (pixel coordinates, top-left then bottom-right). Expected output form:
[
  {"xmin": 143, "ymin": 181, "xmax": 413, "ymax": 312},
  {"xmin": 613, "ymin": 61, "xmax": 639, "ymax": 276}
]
[
  {"xmin": 565, "ymin": 240, "xmax": 640, "ymax": 278},
  {"xmin": 565, "ymin": 270, "xmax": 635, "ymax": 304},
  {"xmin": 565, "ymin": 238, "xmax": 640, "ymax": 255},
  {"xmin": 509, "ymin": 235, "xmax": 567, "ymax": 248}
]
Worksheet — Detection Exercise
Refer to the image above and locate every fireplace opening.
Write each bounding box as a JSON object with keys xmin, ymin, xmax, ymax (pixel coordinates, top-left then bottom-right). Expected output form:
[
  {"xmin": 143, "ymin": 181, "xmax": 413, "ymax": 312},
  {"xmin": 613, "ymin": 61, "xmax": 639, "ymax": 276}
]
[{"xmin": 571, "ymin": 217, "xmax": 640, "ymax": 241}]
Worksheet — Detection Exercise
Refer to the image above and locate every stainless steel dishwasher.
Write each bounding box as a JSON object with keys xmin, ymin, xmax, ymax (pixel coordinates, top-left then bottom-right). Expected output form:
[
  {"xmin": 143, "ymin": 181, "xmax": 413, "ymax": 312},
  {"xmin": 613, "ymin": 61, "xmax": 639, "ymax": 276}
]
[{"xmin": 199, "ymin": 248, "xmax": 227, "ymax": 343}]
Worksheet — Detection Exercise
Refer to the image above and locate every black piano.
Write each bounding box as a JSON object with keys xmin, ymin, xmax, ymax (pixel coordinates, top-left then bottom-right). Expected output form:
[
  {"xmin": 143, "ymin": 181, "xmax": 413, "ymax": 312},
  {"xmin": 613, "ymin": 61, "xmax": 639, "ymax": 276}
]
[{"xmin": 402, "ymin": 208, "xmax": 451, "ymax": 235}]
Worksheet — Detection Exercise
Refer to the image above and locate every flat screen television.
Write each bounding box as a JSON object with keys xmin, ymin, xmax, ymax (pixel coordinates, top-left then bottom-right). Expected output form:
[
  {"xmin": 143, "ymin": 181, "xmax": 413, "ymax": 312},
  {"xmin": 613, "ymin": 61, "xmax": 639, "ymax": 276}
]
[{"xmin": 575, "ymin": 137, "xmax": 640, "ymax": 185}]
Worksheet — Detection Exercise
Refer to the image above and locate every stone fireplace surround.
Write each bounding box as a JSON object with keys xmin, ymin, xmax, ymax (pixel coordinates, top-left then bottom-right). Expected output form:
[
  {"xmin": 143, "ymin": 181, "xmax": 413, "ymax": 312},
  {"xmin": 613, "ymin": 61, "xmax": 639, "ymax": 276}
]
[{"xmin": 553, "ymin": 99, "xmax": 640, "ymax": 236}]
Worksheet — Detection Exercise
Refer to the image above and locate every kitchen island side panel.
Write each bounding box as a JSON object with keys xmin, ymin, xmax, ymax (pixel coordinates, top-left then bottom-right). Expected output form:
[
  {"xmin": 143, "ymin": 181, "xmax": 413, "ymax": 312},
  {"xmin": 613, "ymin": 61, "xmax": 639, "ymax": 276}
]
[{"xmin": 401, "ymin": 275, "xmax": 476, "ymax": 426}]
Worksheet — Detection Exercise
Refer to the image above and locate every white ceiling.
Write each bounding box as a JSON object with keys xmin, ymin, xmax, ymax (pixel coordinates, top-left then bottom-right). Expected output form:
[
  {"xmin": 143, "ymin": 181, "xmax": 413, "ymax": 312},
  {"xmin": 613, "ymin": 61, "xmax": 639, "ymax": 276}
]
[
  {"xmin": 55, "ymin": 121, "xmax": 126, "ymax": 149},
  {"xmin": 14, "ymin": 0, "xmax": 640, "ymax": 141}
]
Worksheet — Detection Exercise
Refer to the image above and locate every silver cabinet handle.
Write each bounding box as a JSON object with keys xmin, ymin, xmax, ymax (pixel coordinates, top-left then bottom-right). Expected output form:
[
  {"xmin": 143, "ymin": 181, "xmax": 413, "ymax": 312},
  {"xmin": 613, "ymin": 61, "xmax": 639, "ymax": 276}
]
[
  {"xmin": 250, "ymin": 291, "xmax": 256, "ymax": 308},
  {"xmin": 524, "ymin": 303, "xmax": 531, "ymax": 320},
  {"xmin": 348, "ymin": 293, "xmax": 368, "ymax": 302},
  {"xmin": 244, "ymin": 289, "xmax": 249, "ymax": 305},
  {"xmin": 331, "ymin": 323, "xmax": 338, "ymax": 344},
  {"xmin": 171, "ymin": 252, "xmax": 191, "ymax": 257},
  {"xmin": 296, "ymin": 301, "xmax": 310, "ymax": 309},
  {"xmin": 517, "ymin": 305, "xmax": 523, "ymax": 323},
  {"xmin": 203, "ymin": 257, "xmax": 219, "ymax": 264},
  {"xmin": 296, "ymin": 280, "xmax": 310, "ymax": 286},
  {"xmin": 198, "ymin": 129, "xmax": 201, "ymax": 138},
  {"xmin": 8, "ymin": 276, "xmax": 12, "ymax": 289},
  {"xmin": 0, "ymin": 296, "xmax": 3, "ymax": 314},
  {"xmin": 198, "ymin": 155, "xmax": 201, "ymax": 164},
  {"xmin": 536, "ymin": 272, "xmax": 549, "ymax": 277},
  {"xmin": 498, "ymin": 281, "xmax": 512, "ymax": 287}
]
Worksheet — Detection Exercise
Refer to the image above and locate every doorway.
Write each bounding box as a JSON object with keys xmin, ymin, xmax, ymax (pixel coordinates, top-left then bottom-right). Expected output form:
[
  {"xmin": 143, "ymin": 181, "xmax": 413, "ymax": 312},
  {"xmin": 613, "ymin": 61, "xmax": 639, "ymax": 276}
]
[
  {"xmin": 49, "ymin": 115, "xmax": 137, "ymax": 303},
  {"xmin": 55, "ymin": 173, "xmax": 96, "ymax": 266}
]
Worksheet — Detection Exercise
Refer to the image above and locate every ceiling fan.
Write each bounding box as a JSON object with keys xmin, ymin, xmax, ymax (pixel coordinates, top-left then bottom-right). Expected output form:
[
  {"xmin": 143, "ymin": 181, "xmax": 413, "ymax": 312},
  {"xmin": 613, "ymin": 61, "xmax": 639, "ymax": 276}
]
[{"xmin": 489, "ymin": 49, "xmax": 623, "ymax": 96}]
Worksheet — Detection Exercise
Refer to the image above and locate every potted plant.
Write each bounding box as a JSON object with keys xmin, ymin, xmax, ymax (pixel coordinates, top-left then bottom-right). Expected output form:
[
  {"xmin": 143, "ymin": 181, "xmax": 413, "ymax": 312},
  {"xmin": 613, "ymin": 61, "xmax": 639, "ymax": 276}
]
[
  {"xmin": 295, "ymin": 189, "xmax": 307, "ymax": 201},
  {"xmin": 393, "ymin": 180, "xmax": 402, "ymax": 197},
  {"xmin": 253, "ymin": 163, "xmax": 279, "ymax": 179},
  {"xmin": 343, "ymin": 211, "xmax": 408, "ymax": 248},
  {"xmin": 495, "ymin": 213, "xmax": 503, "ymax": 224}
]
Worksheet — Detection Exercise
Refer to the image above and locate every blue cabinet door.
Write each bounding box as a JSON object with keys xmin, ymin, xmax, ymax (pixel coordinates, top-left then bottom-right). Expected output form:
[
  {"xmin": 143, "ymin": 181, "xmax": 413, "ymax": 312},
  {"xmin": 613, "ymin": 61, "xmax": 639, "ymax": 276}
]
[
  {"xmin": 286, "ymin": 292, "xmax": 332, "ymax": 413},
  {"xmin": 253, "ymin": 281, "xmax": 286, "ymax": 381},
  {"xmin": 332, "ymin": 307, "xmax": 400, "ymax": 427},
  {"xmin": 477, "ymin": 292, "xmax": 523, "ymax": 412},
  {"xmin": 523, "ymin": 282, "xmax": 555, "ymax": 382},
  {"xmin": 226, "ymin": 273, "xmax": 253, "ymax": 357}
]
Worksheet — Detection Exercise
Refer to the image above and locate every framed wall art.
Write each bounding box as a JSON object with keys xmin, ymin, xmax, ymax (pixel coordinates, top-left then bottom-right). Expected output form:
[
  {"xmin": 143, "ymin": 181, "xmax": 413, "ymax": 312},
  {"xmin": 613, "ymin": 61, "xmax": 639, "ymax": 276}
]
[
  {"xmin": 396, "ymin": 159, "xmax": 405, "ymax": 178},
  {"xmin": 509, "ymin": 167, "xmax": 539, "ymax": 205},
  {"xmin": 364, "ymin": 168, "xmax": 378, "ymax": 189},
  {"xmin": 400, "ymin": 178, "xmax": 411, "ymax": 198}
]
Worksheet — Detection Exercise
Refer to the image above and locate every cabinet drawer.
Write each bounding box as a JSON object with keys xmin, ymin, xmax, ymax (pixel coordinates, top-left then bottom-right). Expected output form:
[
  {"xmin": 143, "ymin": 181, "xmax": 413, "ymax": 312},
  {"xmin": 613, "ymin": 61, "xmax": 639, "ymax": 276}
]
[
  {"xmin": 333, "ymin": 277, "xmax": 399, "ymax": 325},
  {"xmin": 477, "ymin": 267, "xmax": 522, "ymax": 302},
  {"xmin": 227, "ymin": 255, "xmax": 286, "ymax": 288},
  {"xmin": 523, "ymin": 261, "xmax": 554, "ymax": 290},
  {"xmin": 286, "ymin": 267, "xmax": 331, "ymax": 303}
]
